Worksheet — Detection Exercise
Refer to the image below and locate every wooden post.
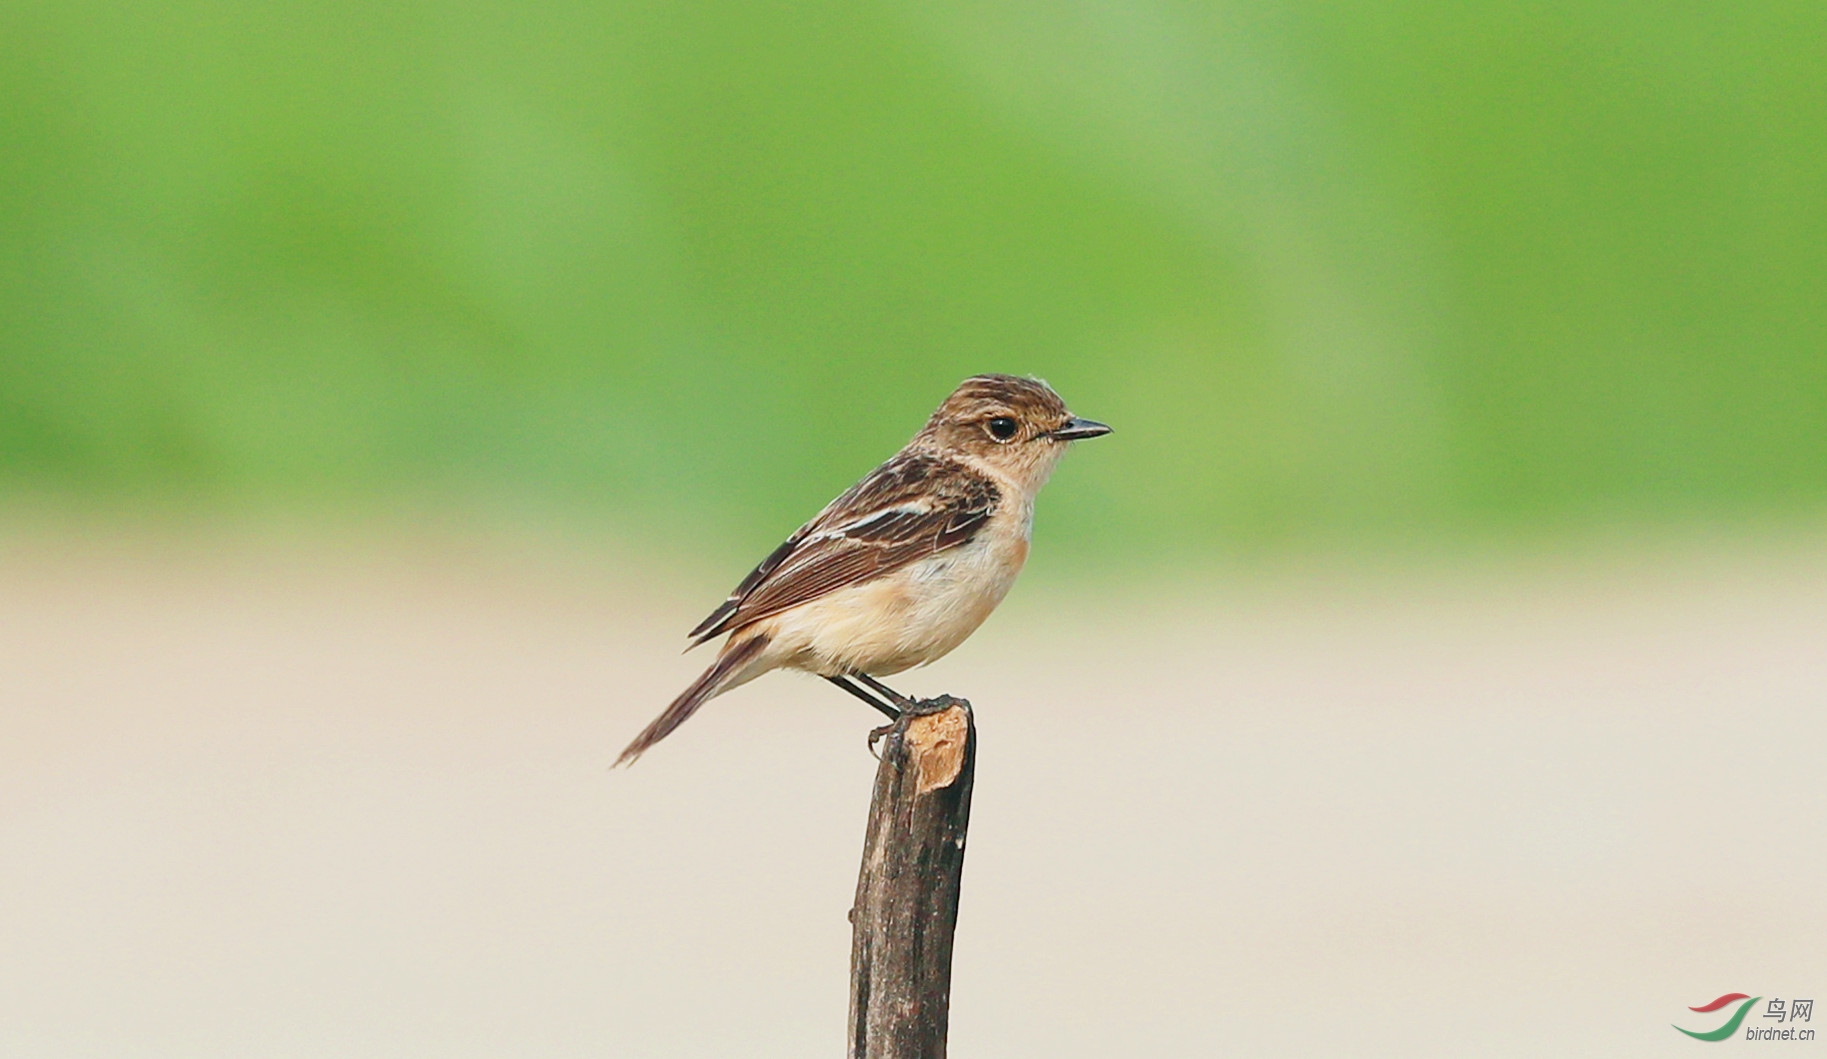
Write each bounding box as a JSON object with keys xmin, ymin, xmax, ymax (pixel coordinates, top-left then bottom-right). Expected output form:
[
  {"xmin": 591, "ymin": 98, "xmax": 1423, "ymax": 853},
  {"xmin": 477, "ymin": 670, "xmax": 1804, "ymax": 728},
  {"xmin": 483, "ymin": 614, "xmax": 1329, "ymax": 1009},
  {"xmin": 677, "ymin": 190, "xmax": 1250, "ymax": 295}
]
[{"xmin": 846, "ymin": 695, "xmax": 976, "ymax": 1059}]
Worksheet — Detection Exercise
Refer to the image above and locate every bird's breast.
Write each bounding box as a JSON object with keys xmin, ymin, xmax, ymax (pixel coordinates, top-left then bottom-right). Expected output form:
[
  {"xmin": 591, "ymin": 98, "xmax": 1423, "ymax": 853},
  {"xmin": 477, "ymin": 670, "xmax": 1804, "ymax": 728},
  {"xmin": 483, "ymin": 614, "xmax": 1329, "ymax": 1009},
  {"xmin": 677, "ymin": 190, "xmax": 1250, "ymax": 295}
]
[{"xmin": 761, "ymin": 511, "xmax": 1032, "ymax": 678}]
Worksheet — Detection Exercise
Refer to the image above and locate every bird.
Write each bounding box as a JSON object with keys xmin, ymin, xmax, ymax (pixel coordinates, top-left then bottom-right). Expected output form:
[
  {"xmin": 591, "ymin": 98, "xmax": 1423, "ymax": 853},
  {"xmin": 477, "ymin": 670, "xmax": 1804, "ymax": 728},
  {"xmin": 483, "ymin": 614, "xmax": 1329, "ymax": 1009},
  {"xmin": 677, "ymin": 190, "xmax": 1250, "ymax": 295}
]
[{"xmin": 616, "ymin": 374, "xmax": 1111, "ymax": 764}]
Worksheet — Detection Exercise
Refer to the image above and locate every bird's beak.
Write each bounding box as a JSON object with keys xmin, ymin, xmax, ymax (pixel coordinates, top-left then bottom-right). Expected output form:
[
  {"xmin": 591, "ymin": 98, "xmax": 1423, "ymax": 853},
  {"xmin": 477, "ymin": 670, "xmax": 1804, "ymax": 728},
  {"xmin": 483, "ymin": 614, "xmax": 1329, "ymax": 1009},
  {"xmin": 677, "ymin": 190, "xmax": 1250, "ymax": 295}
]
[{"xmin": 1049, "ymin": 417, "xmax": 1112, "ymax": 441}]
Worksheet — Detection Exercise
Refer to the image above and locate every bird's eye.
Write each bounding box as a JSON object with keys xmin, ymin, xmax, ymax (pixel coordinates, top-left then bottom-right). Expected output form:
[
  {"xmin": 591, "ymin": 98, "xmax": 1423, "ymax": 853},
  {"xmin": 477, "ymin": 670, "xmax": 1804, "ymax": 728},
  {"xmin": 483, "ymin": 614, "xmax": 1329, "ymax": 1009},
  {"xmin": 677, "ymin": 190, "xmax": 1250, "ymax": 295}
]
[{"xmin": 986, "ymin": 416, "xmax": 1018, "ymax": 441}]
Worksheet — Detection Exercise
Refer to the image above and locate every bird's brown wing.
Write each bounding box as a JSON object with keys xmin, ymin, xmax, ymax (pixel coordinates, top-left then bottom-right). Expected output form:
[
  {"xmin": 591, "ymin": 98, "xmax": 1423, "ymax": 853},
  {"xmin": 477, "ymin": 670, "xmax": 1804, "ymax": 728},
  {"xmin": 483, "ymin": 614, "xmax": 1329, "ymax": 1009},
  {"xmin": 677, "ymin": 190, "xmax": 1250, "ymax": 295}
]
[{"xmin": 688, "ymin": 453, "xmax": 999, "ymax": 645}]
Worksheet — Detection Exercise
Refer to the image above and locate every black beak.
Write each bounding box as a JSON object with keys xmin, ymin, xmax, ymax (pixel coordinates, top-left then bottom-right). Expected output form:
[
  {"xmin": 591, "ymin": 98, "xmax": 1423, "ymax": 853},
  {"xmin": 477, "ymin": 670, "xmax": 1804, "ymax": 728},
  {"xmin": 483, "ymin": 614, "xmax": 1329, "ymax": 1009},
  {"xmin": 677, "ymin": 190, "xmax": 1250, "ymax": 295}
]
[{"xmin": 1049, "ymin": 417, "xmax": 1112, "ymax": 441}]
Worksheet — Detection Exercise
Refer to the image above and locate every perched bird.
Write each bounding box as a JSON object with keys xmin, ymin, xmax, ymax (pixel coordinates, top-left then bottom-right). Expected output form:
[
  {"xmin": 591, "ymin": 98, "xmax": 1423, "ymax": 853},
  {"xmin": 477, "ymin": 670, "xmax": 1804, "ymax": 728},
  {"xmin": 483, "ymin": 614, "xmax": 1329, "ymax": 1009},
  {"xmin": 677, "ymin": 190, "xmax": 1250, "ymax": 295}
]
[{"xmin": 616, "ymin": 374, "xmax": 1110, "ymax": 764}]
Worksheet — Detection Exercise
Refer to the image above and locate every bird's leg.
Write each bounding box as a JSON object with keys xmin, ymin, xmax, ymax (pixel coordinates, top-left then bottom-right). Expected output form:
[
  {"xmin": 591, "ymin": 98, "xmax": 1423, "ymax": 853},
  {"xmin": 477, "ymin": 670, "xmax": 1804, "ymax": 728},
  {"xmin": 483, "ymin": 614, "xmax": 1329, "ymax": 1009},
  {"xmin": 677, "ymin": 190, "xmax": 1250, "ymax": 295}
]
[
  {"xmin": 850, "ymin": 672, "xmax": 921, "ymax": 714},
  {"xmin": 826, "ymin": 675, "xmax": 900, "ymax": 721},
  {"xmin": 830, "ymin": 674, "xmax": 936, "ymax": 758}
]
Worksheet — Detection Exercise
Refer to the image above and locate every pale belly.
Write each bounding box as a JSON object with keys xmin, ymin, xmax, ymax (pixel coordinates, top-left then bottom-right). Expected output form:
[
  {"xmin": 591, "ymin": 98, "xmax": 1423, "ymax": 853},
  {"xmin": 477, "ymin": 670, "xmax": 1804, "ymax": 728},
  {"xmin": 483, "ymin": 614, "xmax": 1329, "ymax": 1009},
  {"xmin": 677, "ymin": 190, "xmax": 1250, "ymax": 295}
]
[{"xmin": 758, "ymin": 529, "xmax": 1030, "ymax": 678}]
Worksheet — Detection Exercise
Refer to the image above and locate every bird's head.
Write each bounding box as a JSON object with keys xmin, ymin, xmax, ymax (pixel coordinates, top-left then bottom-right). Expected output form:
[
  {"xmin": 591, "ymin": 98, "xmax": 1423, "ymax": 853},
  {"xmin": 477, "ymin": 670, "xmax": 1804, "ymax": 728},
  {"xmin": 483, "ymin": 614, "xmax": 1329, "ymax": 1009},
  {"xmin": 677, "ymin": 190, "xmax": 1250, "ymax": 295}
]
[{"xmin": 916, "ymin": 374, "xmax": 1111, "ymax": 489}]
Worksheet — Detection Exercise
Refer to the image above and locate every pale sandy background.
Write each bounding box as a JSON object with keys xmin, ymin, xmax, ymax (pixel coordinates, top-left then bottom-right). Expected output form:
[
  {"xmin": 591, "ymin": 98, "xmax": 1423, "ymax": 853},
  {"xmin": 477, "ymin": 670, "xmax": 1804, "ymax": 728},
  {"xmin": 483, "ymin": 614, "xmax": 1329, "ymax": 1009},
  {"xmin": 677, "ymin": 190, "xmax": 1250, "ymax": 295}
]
[{"xmin": 2, "ymin": 531, "xmax": 1822, "ymax": 1057}]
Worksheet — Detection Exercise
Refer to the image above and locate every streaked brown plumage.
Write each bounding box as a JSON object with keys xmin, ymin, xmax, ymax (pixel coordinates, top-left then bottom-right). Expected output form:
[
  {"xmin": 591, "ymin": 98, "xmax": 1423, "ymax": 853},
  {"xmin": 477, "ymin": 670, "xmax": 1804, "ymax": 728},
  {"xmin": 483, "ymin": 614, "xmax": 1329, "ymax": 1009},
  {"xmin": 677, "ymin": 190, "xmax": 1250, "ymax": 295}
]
[{"xmin": 617, "ymin": 374, "xmax": 1110, "ymax": 764}]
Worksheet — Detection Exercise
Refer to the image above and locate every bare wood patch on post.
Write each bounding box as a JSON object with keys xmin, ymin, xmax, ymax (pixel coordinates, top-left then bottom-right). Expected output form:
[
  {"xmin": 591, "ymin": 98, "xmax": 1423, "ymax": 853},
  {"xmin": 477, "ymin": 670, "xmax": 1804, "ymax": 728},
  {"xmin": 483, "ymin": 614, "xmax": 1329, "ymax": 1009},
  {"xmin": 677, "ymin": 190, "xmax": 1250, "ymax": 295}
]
[
  {"xmin": 847, "ymin": 695, "xmax": 975, "ymax": 1059},
  {"xmin": 906, "ymin": 706, "xmax": 969, "ymax": 794}
]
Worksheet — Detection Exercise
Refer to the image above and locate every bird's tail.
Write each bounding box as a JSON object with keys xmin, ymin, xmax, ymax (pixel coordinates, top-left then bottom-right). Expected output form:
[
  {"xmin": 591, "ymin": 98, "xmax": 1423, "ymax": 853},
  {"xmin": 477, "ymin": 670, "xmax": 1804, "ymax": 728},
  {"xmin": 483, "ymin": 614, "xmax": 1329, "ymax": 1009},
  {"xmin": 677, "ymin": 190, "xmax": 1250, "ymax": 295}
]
[{"xmin": 615, "ymin": 633, "xmax": 770, "ymax": 766}]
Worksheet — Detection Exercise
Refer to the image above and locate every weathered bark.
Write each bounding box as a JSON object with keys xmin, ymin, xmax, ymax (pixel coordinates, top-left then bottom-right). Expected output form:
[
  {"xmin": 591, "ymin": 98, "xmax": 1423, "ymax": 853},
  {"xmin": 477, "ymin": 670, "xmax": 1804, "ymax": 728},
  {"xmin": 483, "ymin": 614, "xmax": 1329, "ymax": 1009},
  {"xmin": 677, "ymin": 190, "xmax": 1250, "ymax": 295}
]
[{"xmin": 846, "ymin": 696, "xmax": 976, "ymax": 1059}]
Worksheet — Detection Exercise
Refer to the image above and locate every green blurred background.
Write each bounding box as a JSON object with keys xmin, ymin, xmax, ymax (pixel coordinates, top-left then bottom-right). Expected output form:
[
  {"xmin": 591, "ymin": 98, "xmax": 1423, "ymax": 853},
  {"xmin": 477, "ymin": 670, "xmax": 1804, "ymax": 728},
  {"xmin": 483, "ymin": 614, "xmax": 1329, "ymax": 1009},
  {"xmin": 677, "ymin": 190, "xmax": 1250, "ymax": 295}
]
[{"xmin": 4, "ymin": 0, "xmax": 1824, "ymax": 565}]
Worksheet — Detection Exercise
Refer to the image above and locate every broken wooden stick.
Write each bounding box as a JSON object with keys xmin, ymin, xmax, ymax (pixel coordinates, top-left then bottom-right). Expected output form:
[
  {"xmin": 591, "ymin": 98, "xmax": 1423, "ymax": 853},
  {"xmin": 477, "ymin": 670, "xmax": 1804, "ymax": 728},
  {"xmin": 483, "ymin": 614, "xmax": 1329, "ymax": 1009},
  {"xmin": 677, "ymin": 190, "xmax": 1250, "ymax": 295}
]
[{"xmin": 846, "ymin": 695, "xmax": 976, "ymax": 1059}]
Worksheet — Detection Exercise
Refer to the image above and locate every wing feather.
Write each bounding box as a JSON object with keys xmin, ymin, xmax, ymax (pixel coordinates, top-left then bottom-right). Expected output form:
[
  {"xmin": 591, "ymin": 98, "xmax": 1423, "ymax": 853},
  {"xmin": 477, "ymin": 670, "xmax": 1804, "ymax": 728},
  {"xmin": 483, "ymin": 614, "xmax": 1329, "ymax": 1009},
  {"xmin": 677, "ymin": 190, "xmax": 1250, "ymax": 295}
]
[{"xmin": 688, "ymin": 453, "xmax": 998, "ymax": 644}]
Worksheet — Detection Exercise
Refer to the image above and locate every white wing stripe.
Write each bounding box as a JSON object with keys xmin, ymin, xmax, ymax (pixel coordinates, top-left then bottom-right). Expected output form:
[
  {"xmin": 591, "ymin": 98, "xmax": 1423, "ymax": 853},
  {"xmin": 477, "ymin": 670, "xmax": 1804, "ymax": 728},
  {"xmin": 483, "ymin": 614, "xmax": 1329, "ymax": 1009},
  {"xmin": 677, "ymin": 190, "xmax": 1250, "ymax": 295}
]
[{"xmin": 819, "ymin": 500, "xmax": 934, "ymax": 540}]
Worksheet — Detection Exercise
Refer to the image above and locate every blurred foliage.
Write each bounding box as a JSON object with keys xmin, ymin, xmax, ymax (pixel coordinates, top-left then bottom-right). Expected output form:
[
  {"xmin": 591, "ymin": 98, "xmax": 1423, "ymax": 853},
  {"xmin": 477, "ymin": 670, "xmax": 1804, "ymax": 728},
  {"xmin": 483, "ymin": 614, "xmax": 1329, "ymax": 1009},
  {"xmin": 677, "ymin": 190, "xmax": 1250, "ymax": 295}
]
[{"xmin": 2, "ymin": 0, "xmax": 1824, "ymax": 561}]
